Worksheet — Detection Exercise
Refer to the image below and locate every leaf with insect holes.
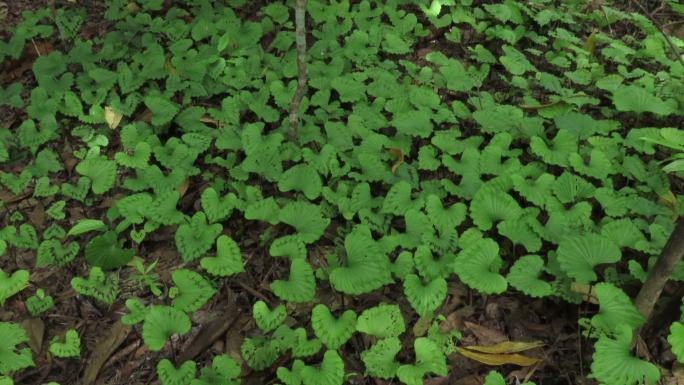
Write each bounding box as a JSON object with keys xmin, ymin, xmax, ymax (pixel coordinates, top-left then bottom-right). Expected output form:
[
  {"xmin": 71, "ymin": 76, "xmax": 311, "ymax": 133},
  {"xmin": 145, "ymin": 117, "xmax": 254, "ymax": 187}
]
[
  {"xmin": 115, "ymin": 141, "xmax": 151, "ymax": 169},
  {"xmin": 361, "ymin": 337, "xmax": 402, "ymax": 379},
  {"xmin": 201, "ymin": 235, "xmax": 244, "ymax": 277},
  {"xmin": 357, "ymin": 304, "xmax": 405, "ymax": 339}
]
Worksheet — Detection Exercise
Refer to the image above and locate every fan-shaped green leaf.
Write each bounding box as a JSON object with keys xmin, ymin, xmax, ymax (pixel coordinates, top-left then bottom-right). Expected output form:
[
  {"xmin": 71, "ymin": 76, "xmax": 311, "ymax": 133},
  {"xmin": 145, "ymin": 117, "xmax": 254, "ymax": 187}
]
[
  {"xmin": 201, "ymin": 235, "xmax": 244, "ymax": 277},
  {"xmin": 170, "ymin": 269, "xmax": 216, "ymax": 312},
  {"xmin": 425, "ymin": 195, "xmax": 467, "ymax": 232},
  {"xmin": 591, "ymin": 325, "xmax": 660, "ymax": 385},
  {"xmin": 668, "ymin": 321, "xmax": 684, "ymax": 363},
  {"xmin": 329, "ymin": 225, "xmax": 393, "ymax": 294},
  {"xmin": 470, "ymin": 185, "xmax": 522, "ymax": 231},
  {"xmin": 49, "ymin": 329, "xmax": 80, "ymax": 358},
  {"xmin": 557, "ymin": 234, "xmax": 621, "ymax": 283},
  {"xmin": 157, "ymin": 359, "xmax": 196, "ymax": 385},
  {"xmin": 413, "ymin": 245, "xmax": 455, "ymax": 281},
  {"xmin": 253, "ymin": 301, "xmax": 287, "ymax": 333},
  {"xmin": 271, "ymin": 258, "xmax": 315, "ymax": 302},
  {"xmin": 191, "ymin": 354, "xmax": 240, "ymax": 385},
  {"xmin": 591, "ymin": 283, "xmax": 644, "ymax": 334},
  {"xmin": 301, "ymin": 350, "xmax": 345, "ymax": 385},
  {"xmin": 357, "ymin": 304, "xmax": 405, "ymax": 338},
  {"xmin": 453, "ymin": 238, "xmax": 507, "ymax": 294},
  {"xmin": 175, "ymin": 213, "xmax": 223, "ymax": 262},
  {"xmin": 311, "ymin": 304, "xmax": 357, "ymax": 350},
  {"xmin": 612, "ymin": 85, "xmax": 675, "ymax": 115},
  {"xmin": 84, "ymin": 230, "xmax": 135, "ymax": 269},
  {"xmin": 0, "ymin": 322, "xmax": 34, "ymax": 374},
  {"xmin": 142, "ymin": 305, "xmax": 192, "ymax": 351},
  {"xmin": 361, "ymin": 337, "xmax": 401, "ymax": 379},
  {"xmin": 201, "ymin": 188, "xmax": 237, "ymax": 223},
  {"xmin": 278, "ymin": 164, "xmax": 322, "ymax": 200},
  {"xmin": 507, "ymin": 255, "xmax": 553, "ymax": 298},
  {"xmin": 279, "ymin": 202, "xmax": 330, "ymax": 243},
  {"xmin": 75, "ymin": 154, "xmax": 116, "ymax": 194},
  {"xmin": 397, "ymin": 338, "xmax": 447, "ymax": 385},
  {"xmin": 403, "ymin": 274, "xmax": 447, "ymax": 317},
  {"xmin": 292, "ymin": 328, "xmax": 322, "ymax": 358},
  {"xmin": 70, "ymin": 266, "xmax": 119, "ymax": 305}
]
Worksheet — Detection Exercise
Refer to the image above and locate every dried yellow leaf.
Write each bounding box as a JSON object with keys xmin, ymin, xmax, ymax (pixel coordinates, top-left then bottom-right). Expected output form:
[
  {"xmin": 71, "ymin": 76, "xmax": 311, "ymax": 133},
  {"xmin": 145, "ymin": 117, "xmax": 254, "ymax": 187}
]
[
  {"xmin": 104, "ymin": 106, "xmax": 123, "ymax": 129},
  {"xmin": 456, "ymin": 347, "xmax": 541, "ymax": 367},
  {"xmin": 462, "ymin": 340, "xmax": 544, "ymax": 354}
]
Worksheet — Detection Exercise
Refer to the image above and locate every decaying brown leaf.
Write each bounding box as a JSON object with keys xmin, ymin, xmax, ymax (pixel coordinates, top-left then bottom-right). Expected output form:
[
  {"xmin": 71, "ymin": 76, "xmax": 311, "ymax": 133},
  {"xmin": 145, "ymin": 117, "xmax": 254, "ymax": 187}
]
[
  {"xmin": 462, "ymin": 340, "xmax": 544, "ymax": 354},
  {"xmin": 81, "ymin": 321, "xmax": 131, "ymax": 385},
  {"xmin": 456, "ymin": 339, "xmax": 543, "ymax": 367},
  {"xmin": 456, "ymin": 346, "xmax": 541, "ymax": 367},
  {"xmin": 20, "ymin": 318, "xmax": 45, "ymax": 354}
]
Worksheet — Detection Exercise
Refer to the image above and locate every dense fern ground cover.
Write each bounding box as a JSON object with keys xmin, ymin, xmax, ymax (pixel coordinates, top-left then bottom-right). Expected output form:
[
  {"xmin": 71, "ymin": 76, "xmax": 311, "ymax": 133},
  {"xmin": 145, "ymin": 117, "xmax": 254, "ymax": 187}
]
[{"xmin": 1, "ymin": 0, "xmax": 684, "ymax": 384}]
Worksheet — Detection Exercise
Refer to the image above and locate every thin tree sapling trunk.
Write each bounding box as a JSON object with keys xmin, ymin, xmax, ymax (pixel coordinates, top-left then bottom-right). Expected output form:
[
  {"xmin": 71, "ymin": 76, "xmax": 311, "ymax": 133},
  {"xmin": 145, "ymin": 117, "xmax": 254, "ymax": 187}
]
[
  {"xmin": 634, "ymin": 217, "xmax": 684, "ymax": 320},
  {"xmin": 288, "ymin": 0, "xmax": 308, "ymax": 141}
]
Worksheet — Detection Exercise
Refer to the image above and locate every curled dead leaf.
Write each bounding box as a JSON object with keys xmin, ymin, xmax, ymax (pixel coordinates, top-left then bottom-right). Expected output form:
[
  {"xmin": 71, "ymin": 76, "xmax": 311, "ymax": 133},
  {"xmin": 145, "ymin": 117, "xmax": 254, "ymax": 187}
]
[{"xmin": 389, "ymin": 147, "xmax": 404, "ymax": 175}]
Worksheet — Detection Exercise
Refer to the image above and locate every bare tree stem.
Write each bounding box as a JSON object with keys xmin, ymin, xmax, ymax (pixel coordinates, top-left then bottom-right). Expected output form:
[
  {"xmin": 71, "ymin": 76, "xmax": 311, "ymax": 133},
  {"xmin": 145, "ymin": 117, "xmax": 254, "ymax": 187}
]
[
  {"xmin": 288, "ymin": 0, "xmax": 308, "ymax": 141},
  {"xmin": 631, "ymin": 0, "xmax": 684, "ymax": 70},
  {"xmin": 634, "ymin": 217, "xmax": 684, "ymax": 320}
]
